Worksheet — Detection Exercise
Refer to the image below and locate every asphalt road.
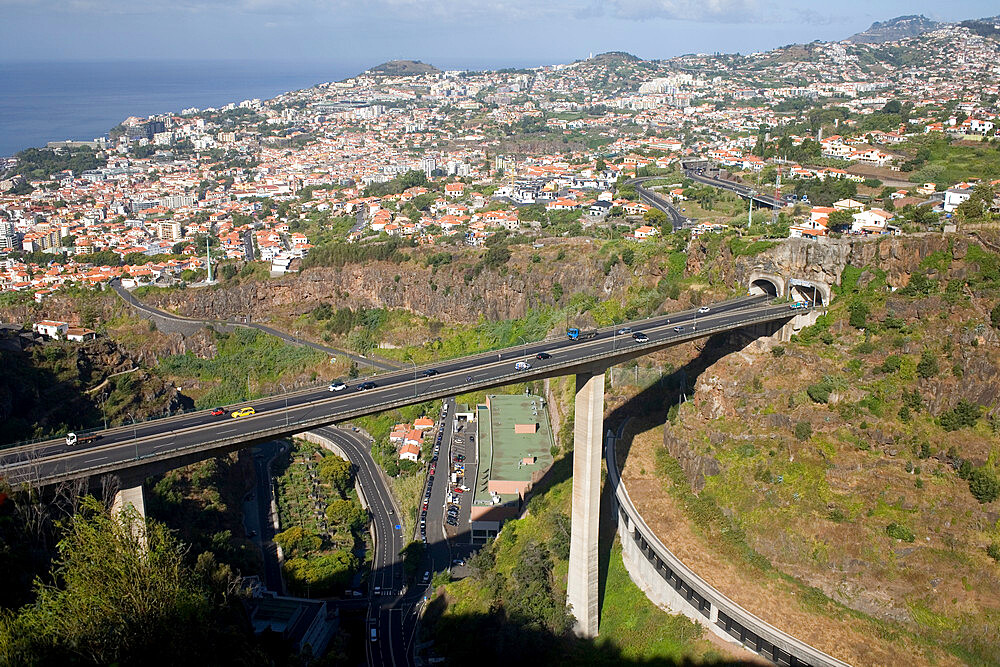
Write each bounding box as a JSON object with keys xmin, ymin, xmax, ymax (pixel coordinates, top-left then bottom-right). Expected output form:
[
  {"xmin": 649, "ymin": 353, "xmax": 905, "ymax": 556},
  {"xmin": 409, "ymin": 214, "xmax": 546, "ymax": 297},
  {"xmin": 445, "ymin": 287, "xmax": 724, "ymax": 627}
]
[
  {"xmin": 629, "ymin": 177, "xmax": 691, "ymax": 229},
  {"xmin": 310, "ymin": 426, "xmax": 417, "ymax": 667},
  {"xmin": 684, "ymin": 170, "xmax": 781, "ymax": 209},
  {"xmin": 110, "ymin": 279, "xmax": 398, "ymax": 371},
  {"xmin": 0, "ymin": 295, "xmax": 806, "ymax": 487}
]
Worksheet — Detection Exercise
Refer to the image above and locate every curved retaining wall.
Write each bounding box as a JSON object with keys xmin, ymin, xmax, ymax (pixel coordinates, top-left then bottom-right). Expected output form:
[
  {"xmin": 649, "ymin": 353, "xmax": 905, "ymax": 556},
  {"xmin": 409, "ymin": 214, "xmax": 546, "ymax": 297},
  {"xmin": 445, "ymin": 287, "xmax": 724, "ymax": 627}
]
[{"xmin": 606, "ymin": 428, "xmax": 851, "ymax": 667}]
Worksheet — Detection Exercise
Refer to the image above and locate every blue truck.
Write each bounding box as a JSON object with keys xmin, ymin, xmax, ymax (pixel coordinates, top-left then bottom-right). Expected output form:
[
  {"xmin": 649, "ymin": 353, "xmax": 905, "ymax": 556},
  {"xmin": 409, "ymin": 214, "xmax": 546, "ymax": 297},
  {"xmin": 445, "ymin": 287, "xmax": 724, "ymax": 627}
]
[{"xmin": 567, "ymin": 327, "xmax": 598, "ymax": 341}]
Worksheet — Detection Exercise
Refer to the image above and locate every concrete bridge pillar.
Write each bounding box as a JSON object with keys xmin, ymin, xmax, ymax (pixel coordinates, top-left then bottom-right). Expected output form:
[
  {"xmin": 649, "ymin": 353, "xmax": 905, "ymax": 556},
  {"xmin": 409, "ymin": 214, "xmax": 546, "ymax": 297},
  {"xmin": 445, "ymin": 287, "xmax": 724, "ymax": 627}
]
[
  {"xmin": 567, "ymin": 369, "xmax": 606, "ymax": 638},
  {"xmin": 112, "ymin": 484, "xmax": 148, "ymax": 551}
]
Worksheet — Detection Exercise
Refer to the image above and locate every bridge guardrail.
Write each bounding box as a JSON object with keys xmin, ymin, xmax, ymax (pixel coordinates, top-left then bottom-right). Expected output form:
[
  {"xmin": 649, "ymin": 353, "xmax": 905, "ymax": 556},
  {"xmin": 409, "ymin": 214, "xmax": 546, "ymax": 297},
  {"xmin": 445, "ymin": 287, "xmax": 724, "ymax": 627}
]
[
  {"xmin": 3, "ymin": 304, "xmax": 805, "ymax": 486},
  {"xmin": 606, "ymin": 423, "xmax": 850, "ymax": 667},
  {"xmin": 0, "ymin": 296, "xmax": 769, "ymax": 455}
]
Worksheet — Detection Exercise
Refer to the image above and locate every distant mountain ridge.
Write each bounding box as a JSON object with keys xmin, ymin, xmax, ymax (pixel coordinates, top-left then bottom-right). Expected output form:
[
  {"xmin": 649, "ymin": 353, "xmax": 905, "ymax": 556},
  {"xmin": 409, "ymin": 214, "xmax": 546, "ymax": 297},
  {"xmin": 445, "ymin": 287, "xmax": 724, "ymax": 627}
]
[
  {"xmin": 365, "ymin": 60, "xmax": 441, "ymax": 76},
  {"xmin": 846, "ymin": 15, "xmax": 940, "ymax": 44}
]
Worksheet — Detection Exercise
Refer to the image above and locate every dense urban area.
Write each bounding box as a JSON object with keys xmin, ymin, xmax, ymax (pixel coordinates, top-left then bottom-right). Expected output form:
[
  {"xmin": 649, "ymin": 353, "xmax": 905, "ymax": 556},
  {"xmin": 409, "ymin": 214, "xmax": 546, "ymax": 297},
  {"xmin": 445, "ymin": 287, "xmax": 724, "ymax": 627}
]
[{"xmin": 2, "ymin": 12, "xmax": 1000, "ymax": 667}]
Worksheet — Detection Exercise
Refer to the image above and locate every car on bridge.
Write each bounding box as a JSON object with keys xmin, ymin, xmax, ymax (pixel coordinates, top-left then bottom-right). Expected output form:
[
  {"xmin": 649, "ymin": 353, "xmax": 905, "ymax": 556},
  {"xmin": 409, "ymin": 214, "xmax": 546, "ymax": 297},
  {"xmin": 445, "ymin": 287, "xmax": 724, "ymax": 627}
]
[
  {"xmin": 358, "ymin": 381, "xmax": 377, "ymax": 391},
  {"xmin": 673, "ymin": 326, "xmax": 683, "ymax": 332},
  {"xmin": 698, "ymin": 306, "xmax": 710, "ymax": 314},
  {"xmin": 328, "ymin": 381, "xmax": 347, "ymax": 391},
  {"xmin": 515, "ymin": 361, "xmax": 531, "ymax": 370},
  {"xmin": 231, "ymin": 407, "xmax": 256, "ymax": 419},
  {"xmin": 535, "ymin": 352, "xmax": 551, "ymax": 360},
  {"xmin": 210, "ymin": 407, "xmax": 226, "ymax": 416},
  {"xmin": 617, "ymin": 327, "xmax": 632, "ymax": 334},
  {"xmin": 422, "ymin": 368, "xmax": 438, "ymax": 376},
  {"xmin": 632, "ymin": 332, "xmax": 649, "ymax": 343}
]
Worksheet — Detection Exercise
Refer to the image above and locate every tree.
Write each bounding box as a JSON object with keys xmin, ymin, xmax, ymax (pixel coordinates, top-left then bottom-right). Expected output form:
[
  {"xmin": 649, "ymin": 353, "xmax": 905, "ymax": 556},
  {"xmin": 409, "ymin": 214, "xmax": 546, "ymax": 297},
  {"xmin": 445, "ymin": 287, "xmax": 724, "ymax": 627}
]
[
  {"xmin": 0, "ymin": 497, "xmax": 258, "ymax": 665},
  {"xmin": 848, "ymin": 301, "xmax": 869, "ymax": 329},
  {"xmin": 317, "ymin": 455, "xmax": 352, "ymax": 495},
  {"xmin": 968, "ymin": 467, "xmax": 1000, "ymax": 504},
  {"xmin": 794, "ymin": 421, "xmax": 812, "ymax": 441},
  {"xmin": 643, "ymin": 208, "xmax": 668, "ymax": 226},
  {"xmin": 273, "ymin": 526, "xmax": 322, "ymax": 557},
  {"xmin": 991, "ymin": 302, "xmax": 1000, "ymax": 329},
  {"xmin": 325, "ymin": 500, "xmax": 366, "ymax": 534},
  {"xmin": 916, "ymin": 350, "xmax": 939, "ymax": 379}
]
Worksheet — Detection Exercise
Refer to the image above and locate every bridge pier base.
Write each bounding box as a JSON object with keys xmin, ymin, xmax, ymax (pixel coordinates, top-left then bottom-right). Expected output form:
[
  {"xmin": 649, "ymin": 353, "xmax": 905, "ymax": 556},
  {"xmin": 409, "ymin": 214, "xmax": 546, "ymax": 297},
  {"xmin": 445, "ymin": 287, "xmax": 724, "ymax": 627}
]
[
  {"xmin": 567, "ymin": 369, "xmax": 605, "ymax": 638},
  {"xmin": 112, "ymin": 484, "xmax": 148, "ymax": 551}
]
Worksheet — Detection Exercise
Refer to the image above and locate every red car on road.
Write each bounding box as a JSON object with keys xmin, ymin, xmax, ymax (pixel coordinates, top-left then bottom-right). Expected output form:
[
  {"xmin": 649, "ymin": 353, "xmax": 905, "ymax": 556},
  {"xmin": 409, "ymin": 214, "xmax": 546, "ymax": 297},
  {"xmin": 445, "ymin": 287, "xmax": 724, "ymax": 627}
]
[{"xmin": 210, "ymin": 407, "xmax": 226, "ymax": 416}]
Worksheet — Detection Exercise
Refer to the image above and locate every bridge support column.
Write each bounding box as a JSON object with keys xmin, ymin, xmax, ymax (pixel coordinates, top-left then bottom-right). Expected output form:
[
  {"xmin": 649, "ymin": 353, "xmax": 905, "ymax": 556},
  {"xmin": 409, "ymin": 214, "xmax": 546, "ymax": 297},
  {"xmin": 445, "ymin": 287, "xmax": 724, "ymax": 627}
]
[
  {"xmin": 567, "ymin": 369, "xmax": 605, "ymax": 638},
  {"xmin": 112, "ymin": 484, "xmax": 148, "ymax": 551}
]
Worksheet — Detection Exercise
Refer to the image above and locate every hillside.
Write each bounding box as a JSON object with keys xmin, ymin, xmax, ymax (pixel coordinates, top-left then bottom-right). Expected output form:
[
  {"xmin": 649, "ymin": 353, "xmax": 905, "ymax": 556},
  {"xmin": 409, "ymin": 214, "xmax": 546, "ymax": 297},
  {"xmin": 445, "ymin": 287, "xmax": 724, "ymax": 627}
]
[
  {"xmin": 847, "ymin": 15, "xmax": 940, "ymax": 44},
  {"xmin": 365, "ymin": 60, "xmax": 441, "ymax": 76},
  {"xmin": 612, "ymin": 232, "xmax": 1000, "ymax": 665}
]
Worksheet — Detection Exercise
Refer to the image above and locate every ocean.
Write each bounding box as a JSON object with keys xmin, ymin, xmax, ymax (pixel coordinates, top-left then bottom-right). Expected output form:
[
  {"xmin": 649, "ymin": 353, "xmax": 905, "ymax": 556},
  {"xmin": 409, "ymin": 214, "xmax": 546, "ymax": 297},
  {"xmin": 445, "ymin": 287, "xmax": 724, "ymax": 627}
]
[{"xmin": 0, "ymin": 60, "xmax": 361, "ymax": 157}]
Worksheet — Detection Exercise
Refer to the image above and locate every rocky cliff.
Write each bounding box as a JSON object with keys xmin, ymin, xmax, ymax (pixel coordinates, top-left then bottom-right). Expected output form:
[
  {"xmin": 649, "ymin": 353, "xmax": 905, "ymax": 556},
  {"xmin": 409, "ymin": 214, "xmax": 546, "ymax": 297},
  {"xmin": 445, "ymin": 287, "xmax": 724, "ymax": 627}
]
[{"xmin": 143, "ymin": 241, "xmax": 632, "ymax": 325}]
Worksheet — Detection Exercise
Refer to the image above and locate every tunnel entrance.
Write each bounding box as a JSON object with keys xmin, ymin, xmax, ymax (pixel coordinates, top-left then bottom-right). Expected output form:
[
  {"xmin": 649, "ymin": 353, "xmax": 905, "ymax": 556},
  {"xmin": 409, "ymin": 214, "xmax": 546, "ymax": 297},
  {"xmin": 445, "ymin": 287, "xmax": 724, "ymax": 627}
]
[
  {"xmin": 749, "ymin": 278, "xmax": 780, "ymax": 298},
  {"xmin": 790, "ymin": 283, "xmax": 825, "ymax": 306}
]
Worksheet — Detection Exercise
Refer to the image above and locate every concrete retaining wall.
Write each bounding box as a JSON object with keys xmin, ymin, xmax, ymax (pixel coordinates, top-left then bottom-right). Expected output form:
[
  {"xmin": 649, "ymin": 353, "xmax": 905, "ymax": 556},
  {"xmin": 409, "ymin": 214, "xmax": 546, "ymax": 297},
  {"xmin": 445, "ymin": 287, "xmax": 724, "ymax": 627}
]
[{"xmin": 606, "ymin": 428, "xmax": 851, "ymax": 667}]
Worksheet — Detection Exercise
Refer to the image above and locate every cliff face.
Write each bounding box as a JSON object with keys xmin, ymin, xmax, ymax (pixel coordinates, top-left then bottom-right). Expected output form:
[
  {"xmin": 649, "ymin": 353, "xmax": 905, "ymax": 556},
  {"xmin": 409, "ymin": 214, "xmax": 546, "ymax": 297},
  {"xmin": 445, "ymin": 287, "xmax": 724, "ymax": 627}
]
[
  {"xmin": 689, "ymin": 234, "xmax": 968, "ymax": 294},
  {"xmin": 143, "ymin": 243, "xmax": 629, "ymax": 325}
]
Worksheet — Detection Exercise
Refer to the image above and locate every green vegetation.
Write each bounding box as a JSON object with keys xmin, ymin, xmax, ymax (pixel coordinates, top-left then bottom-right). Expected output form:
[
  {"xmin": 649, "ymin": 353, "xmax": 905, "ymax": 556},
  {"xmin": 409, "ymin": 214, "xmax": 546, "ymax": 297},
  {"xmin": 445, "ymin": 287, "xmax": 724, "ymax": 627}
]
[
  {"xmin": 272, "ymin": 439, "xmax": 365, "ymax": 596},
  {"xmin": 157, "ymin": 328, "xmax": 324, "ymax": 407},
  {"xmin": 300, "ymin": 238, "xmax": 411, "ymax": 271},
  {"xmin": 426, "ymin": 454, "xmax": 716, "ymax": 664},
  {"xmin": 0, "ymin": 497, "xmax": 263, "ymax": 665},
  {"xmin": 6, "ymin": 146, "xmax": 104, "ymax": 180}
]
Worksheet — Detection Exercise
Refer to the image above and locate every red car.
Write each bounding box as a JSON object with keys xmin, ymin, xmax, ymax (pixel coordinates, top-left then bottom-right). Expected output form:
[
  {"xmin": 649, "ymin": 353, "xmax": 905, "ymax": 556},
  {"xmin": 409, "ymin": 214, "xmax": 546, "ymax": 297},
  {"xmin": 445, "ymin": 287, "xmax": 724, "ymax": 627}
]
[{"xmin": 210, "ymin": 407, "xmax": 226, "ymax": 416}]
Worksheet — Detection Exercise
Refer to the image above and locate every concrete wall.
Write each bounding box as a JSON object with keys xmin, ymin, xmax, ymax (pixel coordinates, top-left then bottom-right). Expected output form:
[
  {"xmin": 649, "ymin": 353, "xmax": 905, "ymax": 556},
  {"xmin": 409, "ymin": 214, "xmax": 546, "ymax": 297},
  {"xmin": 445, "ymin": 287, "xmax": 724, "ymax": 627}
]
[{"xmin": 606, "ymin": 429, "xmax": 850, "ymax": 667}]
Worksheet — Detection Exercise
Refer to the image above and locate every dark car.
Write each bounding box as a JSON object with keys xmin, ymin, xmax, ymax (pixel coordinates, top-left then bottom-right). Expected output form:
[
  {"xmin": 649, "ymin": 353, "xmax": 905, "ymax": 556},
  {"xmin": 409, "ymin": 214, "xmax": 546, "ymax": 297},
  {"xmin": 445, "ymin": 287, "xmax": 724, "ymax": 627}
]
[
  {"xmin": 455, "ymin": 454, "xmax": 466, "ymax": 462},
  {"xmin": 422, "ymin": 369, "xmax": 438, "ymax": 376},
  {"xmin": 535, "ymin": 352, "xmax": 551, "ymax": 360},
  {"xmin": 358, "ymin": 381, "xmax": 377, "ymax": 391},
  {"xmin": 632, "ymin": 332, "xmax": 649, "ymax": 343},
  {"xmin": 210, "ymin": 407, "xmax": 226, "ymax": 416}
]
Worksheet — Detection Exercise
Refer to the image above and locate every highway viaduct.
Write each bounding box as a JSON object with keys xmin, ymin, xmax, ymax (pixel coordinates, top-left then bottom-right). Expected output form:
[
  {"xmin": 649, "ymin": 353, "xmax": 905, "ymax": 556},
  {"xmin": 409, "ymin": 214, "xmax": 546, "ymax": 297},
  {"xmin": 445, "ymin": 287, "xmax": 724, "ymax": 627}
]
[{"xmin": 1, "ymin": 294, "xmax": 825, "ymax": 653}]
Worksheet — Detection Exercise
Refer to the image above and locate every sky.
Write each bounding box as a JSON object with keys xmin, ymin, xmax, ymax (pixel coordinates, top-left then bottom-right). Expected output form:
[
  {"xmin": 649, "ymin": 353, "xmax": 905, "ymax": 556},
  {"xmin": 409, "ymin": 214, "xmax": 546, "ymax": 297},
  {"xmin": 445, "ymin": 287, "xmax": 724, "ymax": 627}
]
[{"xmin": 1, "ymin": 0, "xmax": 998, "ymax": 69}]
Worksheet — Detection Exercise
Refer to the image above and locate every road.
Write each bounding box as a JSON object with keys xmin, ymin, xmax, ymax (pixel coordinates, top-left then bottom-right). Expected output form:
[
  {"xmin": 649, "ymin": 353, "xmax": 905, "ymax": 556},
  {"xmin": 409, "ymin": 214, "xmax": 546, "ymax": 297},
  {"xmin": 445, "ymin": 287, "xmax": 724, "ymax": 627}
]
[
  {"xmin": 0, "ymin": 295, "xmax": 808, "ymax": 488},
  {"xmin": 110, "ymin": 279, "xmax": 398, "ymax": 371},
  {"xmin": 684, "ymin": 170, "xmax": 781, "ymax": 209},
  {"xmin": 310, "ymin": 426, "xmax": 417, "ymax": 667},
  {"xmin": 629, "ymin": 177, "xmax": 691, "ymax": 229}
]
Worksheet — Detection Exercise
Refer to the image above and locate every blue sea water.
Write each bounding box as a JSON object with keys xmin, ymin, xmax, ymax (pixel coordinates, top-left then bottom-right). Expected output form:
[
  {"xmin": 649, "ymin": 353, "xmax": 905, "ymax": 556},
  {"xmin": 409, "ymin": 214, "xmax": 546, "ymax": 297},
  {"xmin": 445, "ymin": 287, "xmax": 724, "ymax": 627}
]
[{"xmin": 0, "ymin": 60, "xmax": 360, "ymax": 157}]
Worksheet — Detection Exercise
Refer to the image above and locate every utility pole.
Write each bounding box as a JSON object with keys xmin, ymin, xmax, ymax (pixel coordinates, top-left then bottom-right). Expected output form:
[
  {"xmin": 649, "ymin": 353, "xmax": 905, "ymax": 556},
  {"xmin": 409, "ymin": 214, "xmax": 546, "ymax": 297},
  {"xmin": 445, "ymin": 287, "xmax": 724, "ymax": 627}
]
[{"xmin": 206, "ymin": 236, "xmax": 213, "ymax": 283}]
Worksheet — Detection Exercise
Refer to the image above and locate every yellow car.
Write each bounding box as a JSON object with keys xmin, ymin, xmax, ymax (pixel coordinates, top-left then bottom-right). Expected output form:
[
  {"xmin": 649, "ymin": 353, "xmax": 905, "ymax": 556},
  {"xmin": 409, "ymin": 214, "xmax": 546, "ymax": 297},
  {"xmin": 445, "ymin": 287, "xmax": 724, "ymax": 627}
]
[{"xmin": 231, "ymin": 406, "xmax": 257, "ymax": 419}]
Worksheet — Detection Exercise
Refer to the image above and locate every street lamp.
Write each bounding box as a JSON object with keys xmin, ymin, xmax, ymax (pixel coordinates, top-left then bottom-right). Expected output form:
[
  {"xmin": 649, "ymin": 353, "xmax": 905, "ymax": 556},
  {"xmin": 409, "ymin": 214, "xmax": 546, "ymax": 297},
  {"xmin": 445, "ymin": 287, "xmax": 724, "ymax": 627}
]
[
  {"xmin": 518, "ymin": 336, "xmax": 527, "ymax": 359},
  {"xmin": 279, "ymin": 384, "xmax": 289, "ymax": 426},
  {"xmin": 127, "ymin": 411, "xmax": 138, "ymax": 460},
  {"xmin": 409, "ymin": 359, "xmax": 418, "ymax": 398}
]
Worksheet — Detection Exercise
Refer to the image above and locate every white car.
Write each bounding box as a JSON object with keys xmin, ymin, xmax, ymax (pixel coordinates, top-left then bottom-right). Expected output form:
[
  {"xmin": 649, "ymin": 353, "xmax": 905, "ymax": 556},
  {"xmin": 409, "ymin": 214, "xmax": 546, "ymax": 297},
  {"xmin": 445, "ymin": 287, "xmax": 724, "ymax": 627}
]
[
  {"xmin": 515, "ymin": 361, "xmax": 531, "ymax": 370},
  {"xmin": 697, "ymin": 307, "xmax": 710, "ymax": 314},
  {"xmin": 328, "ymin": 381, "xmax": 347, "ymax": 391}
]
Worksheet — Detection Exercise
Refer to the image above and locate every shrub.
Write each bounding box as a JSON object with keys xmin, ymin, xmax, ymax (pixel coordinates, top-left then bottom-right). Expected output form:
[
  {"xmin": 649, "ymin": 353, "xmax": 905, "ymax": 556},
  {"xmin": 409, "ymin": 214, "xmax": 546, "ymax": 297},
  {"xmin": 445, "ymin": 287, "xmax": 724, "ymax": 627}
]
[
  {"xmin": 794, "ymin": 421, "xmax": 812, "ymax": 441},
  {"xmin": 848, "ymin": 301, "xmax": 869, "ymax": 329},
  {"xmin": 992, "ymin": 302, "xmax": 1000, "ymax": 329},
  {"xmin": 771, "ymin": 345, "xmax": 785, "ymax": 357},
  {"xmin": 917, "ymin": 350, "xmax": 939, "ymax": 378},
  {"xmin": 940, "ymin": 400, "xmax": 981, "ymax": 431},
  {"xmin": 968, "ymin": 467, "xmax": 1000, "ymax": 504},
  {"xmin": 879, "ymin": 355, "xmax": 902, "ymax": 374},
  {"xmin": 987, "ymin": 543, "xmax": 1000, "ymax": 563},
  {"xmin": 886, "ymin": 522, "xmax": 915, "ymax": 542},
  {"xmin": 807, "ymin": 379, "xmax": 833, "ymax": 404}
]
